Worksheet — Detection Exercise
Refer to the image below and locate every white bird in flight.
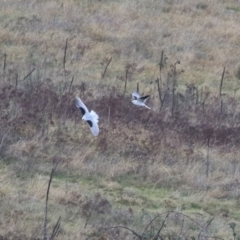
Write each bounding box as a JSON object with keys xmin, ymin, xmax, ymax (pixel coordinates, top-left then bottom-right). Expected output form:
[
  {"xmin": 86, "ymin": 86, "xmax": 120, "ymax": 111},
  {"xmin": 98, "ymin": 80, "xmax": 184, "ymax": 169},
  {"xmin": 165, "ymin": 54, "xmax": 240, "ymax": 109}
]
[
  {"xmin": 131, "ymin": 91, "xmax": 151, "ymax": 109},
  {"xmin": 75, "ymin": 97, "xmax": 99, "ymax": 136}
]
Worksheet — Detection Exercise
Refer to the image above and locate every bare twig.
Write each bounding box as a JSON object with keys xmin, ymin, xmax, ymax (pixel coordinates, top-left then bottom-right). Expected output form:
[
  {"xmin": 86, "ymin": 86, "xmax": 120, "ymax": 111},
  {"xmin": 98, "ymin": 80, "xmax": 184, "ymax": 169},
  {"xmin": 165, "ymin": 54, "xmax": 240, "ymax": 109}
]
[
  {"xmin": 179, "ymin": 215, "xmax": 185, "ymax": 238},
  {"xmin": 157, "ymin": 78, "xmax": 162, "ymax": 106},
  {"xmin": 200, "ymin": 86, "xmax": 203, "ymax": 102},
  {"xmin": 206, "ymin": 135, "xmax": 211, "ymax": 178},
  {"xmin": 84, "ymin": 207, "xmax": 93, "ymax": 229},
  {"xmin": 3, "ymin": 53, "xmax": 7, "ymax": 72},
  {"xmin": 102, "ymin": 57, "xmax": 112, "ymax": 79},
  {"xmin": 63, "ymin": 38, "xmax": 68, "ymax": 71},
  {"xmin": 152, "ymin": 211, "xmax": 170, "ymax": 240},
  {"xmin": 203, "ymin": 236, "xmax": 224, "ymax": 240},
  {"xmin": 202, "ymin": 90, "xmax": 210, "ymax": 113},
  {"xmin": 157, "ymin": 50, "xmax": 166, "ymax": 111},
  {"xmin": 198, "ymin": 217, "xmax": 214, "ymax": 240},
  {"xmin": 143, "ymin": 211, "xmax": 171, "ymax": 233},
  {"xmin": 219, "ymin": 67, "xmax": 225, "ymax": 114},
  {"xmin": 69, "ymin": 76, "xmax": 74, "ymax": 93},
  {"xmin": 205, "ymin": 217, "xmax": 214, "ymax": 230},
  {"xmin": 43, "ymin": 167, "xmax": 57, "ymax": 240},
  {"xmin": 22, "ymin": 68, "xmax": 36, "ymax": 82},
  {"xmin": 137, "ymin": 82, "xmax": 139, "ymax": 93},
  {"xmin": 196, "ymin": 86, "xmax": 199, "ymax": 104},
  {"xmin": 156, "ymin": 78, "xmax": 167, "ymax": 112},
  {"xmin": 144, "ymin": 214, "xmax": 160, "ymax": 233},
  {"xmin": 0, "ymin": 133, "xmax": 8, "ymax": 153},
  {"xmin": 104, "ymin": 226, "xmax": 142, "ymax": 240},
  {"xmin": 172, "ymin": 211, "xmax": 202, "ymax": 230},
  {"xmin": 159, "ymin": 50, "xmax": 164, "ymax": 73},
  {"xmin": 80, "ymin": 82, "xmax": 86, "ymax": 95},
  {"xmin": 171, "ymin": 61, "xmax": 180, "ymax": 117},
  {"xmin": 103, "ymin": 210, "xmax": 221, "ymax": 240},
  {"xmin": 108, "ymin": 107, "xmax": 111, "ymax": 127},
  {"xmin": 219, "ymin": 67, "xmax": 225, "ymax": 96},
  {"xmin": 50, "ymin": 216, "xmax": 61, "ymax": 240},
  {"xmin": 15, "ymin": 72, "xmax": 18, "ymax": 89},
  {"xmin": 221, "ymin": 99, "xmax": 223, "ymax": 114},
  {"xmin": 123, "ymin": 63, "xmax": 136, "ymax": 94},
  {"xmin": 124, "ymin": 66, "xmax": 128, "ymax": 95}
]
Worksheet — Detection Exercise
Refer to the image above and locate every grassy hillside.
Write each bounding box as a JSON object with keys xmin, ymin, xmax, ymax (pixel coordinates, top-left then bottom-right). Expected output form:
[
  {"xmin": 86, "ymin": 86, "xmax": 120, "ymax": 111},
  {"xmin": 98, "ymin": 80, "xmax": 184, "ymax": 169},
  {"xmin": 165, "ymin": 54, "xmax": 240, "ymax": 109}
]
[{"xmin": 1, "ymin": 0, "xmax": 240, "ymax": 239}]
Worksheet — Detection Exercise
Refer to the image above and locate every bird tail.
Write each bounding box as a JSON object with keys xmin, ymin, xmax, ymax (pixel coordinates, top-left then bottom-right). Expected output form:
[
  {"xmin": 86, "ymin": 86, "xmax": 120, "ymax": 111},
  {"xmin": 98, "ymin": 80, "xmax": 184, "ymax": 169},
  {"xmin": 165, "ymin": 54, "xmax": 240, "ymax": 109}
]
[
  {"xmin": 144, "ymin": 104, "xmax": 151, "ymax": 109},
  {"xmin": 90, "ymin": 110, "xmax": 99, "ymax": 122}
]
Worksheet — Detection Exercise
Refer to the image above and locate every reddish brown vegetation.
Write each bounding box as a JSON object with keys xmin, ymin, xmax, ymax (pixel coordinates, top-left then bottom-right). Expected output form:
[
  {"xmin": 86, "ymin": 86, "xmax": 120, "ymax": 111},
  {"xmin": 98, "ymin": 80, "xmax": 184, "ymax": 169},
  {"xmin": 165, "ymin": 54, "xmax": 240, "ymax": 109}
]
[{"xmin": 1, "ymin": 76, "xmax": 240, "ymax": 158}]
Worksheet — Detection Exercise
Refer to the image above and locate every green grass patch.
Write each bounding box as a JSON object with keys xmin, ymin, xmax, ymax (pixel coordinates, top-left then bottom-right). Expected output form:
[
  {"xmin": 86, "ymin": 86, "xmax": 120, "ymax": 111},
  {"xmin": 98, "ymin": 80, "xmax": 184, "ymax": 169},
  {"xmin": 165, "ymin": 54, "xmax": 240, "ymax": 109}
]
[
  {"xmin": 1, "ymin": 157, "xmax": 18, "ymax": 166},
  {"xmin": 190, "ymin": 202, "xmax": 202, "ymax": 210},
  {"xmin": 54, "ymin": 171, "xmax": 100, "ymax": 186},
  {"xmin": 226, "ymin": 6, "xmax": 240, "ymax": 12}
]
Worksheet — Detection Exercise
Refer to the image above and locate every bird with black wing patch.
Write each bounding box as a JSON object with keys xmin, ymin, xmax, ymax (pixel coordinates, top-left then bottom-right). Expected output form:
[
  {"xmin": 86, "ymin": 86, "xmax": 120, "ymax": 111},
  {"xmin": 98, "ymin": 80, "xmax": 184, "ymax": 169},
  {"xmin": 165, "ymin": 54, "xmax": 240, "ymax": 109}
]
[
  {"xmin": 131, "ymin": 91, "xmax": 151, "ymax": 109},
  {"xmin": 75, "ymin": 97, "xmax": 99, "ymax": 136}
]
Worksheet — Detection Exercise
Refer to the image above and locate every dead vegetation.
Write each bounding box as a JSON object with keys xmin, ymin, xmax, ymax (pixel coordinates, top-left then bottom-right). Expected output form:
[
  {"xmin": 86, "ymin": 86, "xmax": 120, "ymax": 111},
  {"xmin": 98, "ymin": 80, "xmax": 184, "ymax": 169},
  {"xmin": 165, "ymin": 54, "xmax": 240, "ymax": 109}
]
[
  {"xmin": 1, "ymin": 0, "xmax": 240, "ymax": 239},
  {"xmin": 1, "ymin": 52, "xmax": 240, "ymax": 238}
]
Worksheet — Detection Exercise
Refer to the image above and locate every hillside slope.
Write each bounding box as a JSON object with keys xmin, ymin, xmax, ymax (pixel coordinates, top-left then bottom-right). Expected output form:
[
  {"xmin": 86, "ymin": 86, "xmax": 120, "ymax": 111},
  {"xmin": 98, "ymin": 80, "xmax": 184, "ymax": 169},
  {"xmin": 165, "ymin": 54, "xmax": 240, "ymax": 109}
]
[{"xmin": 1, "ymin": 0, "xmax": 240, "ymax": 239}]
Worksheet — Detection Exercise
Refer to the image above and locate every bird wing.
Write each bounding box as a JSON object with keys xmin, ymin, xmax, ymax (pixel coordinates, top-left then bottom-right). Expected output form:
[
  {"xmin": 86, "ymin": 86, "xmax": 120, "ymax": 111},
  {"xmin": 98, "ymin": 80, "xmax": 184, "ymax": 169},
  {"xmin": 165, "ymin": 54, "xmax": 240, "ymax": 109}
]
[
  {"xmin": 86, "ymin": 119, "xmax": 99, "ymax": 136},
  {"xmin": 75, "ymin": 97, "xmax": 89, "ymax": 116},
  {"xmin": 132, "ymin": 91, "xmax": 141, "ymax": 100},
  {"xmin": 90, "ymin": 120, "xmax": 99, "ymax": 136},
  {"xmin": 84, "ymin": 110, "xmax": 99, "ymax": 136},
  {"xmin": 139, "ymin": 95, "xmax": 150, "ymax": 102}
]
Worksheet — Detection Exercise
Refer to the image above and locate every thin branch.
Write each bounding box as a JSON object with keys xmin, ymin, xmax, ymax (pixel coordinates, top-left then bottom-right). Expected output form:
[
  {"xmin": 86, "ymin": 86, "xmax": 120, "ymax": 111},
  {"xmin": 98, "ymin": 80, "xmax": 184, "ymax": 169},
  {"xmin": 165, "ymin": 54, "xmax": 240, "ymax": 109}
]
[
  {"xmin": 84, "ymin": 207, "xmax": 93, "ymax": 229},
  {"xmin": 152, "ymin": 211, "xmax": 170, "ymax": 240},
  {"xmin": 3, "ymin": 53, "xmax": 7, "ymax": 72},
  {"xmin": 22, "ymin": 68, "xmax": 36, "ymax": 82},
  {"xmin": 157, "ymin": 50, "xmax": 165, "ymax": 111},
  {"xmin": 171, "ymin": 60, "xmax": 180, "ymax": 118},
  {"xmin": 15, "ymin": 72, "xmax": 18, "ymax": 89},
  {"xmin": 156, "ymin": 78, "xmax": 167, "ymax": 112},
  {"xmin": 179, "ymin": 215, "xmax": 185, "ymax": 238},
  {"xmin": 171, "ymin": 211, "xmax": 202, "ymax": 229},
  {"xmin": 68, "ymin": 76, "xmax": 74, "ymax": 93},
  {"xmin": 202, "ymin": 90, "xmax": 210, "ymax": 113},
  {"xmin": 63, "ymin": 38, "xmax": 68, "ymax": 71},
  {"xmin": 143, "ymin": 211, "xmax": 171, "ymax": 233},
  {"xmin": 219, "ymin": 67, "xmax": 225, "ymax": 114},
  {"xmin": 102, "ymin": 57, "xmax": 112, "ymax": 79},
  {"xmin": 205, "ymin": 217, "xmax": 214, "ymax": 231},
  {"xmin": 219, "ymin": 66, "xmax": 225, "ymax": 96},
  {"xmin": 108, "ymin": 107, "xmax": 111, "ymax": 127},
  {"xmin": 159, "ymin": 50, "xmax": 164, "ymax": 74},
  {"xmin": 220, "ymin": 99, "xmax": 223, "ymax": 114},
  {"xmin": 124, "ymin": 67, "xmax": 128, "ymax": 95},
  {"xmin": 171, "ymin": 84, "xmax": 175, "ymax": 118},
  {"xmin": 157, "ymin": 78, "xmax": 163, "ymax": 105},
  {"xmin": 0, "ymin": 133, "xmax": 8, "ymax": 153},
  {"xmin": 206, "ymin": 135, "xmax": 210, "ymax": 178},
  {"xmin": 104, "ymin": 226, "xmax": 142, "ymax": 240},
  {"xmin": 50, "ymin": 216, "xmax": 61, "ymax": 240},
  {"xmin": 196, "ymin": 86, "xmax": 199, "ymax": 104},
  {"xmin": 43, "ymin": 167, "xmax": 56, "ymax": 240},
  {"xmin": 198, "ymin": 217, "xmax": 214, "ymax": 240},
  {"xmin": 204, "ymin": 236, "xmax": 224, "ymax": 240},
  {"xmin": 144, "ymin": 214, "xmax": 160, "ymax": 233}
]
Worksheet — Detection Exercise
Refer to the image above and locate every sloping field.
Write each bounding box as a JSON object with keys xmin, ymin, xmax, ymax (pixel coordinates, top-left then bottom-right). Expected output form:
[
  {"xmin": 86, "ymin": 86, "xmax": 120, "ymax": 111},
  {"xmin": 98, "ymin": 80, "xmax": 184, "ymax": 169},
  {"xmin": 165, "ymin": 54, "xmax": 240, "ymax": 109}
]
[{"xmin": 1, "ymin": 0, "xmax": 240, "ymax": 239}]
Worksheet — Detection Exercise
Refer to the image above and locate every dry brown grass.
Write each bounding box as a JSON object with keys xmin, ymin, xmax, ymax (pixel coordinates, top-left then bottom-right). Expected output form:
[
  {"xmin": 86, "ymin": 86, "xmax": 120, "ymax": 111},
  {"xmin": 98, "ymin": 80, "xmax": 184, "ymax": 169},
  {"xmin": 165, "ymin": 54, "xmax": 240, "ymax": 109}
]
[
  {"xmin": 1, "ymin": 0, "xmax": 240, "ymax": 87},
  {"xmin": 1, "ymin": 0, "xmax": 240, "ymax": 239}
]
